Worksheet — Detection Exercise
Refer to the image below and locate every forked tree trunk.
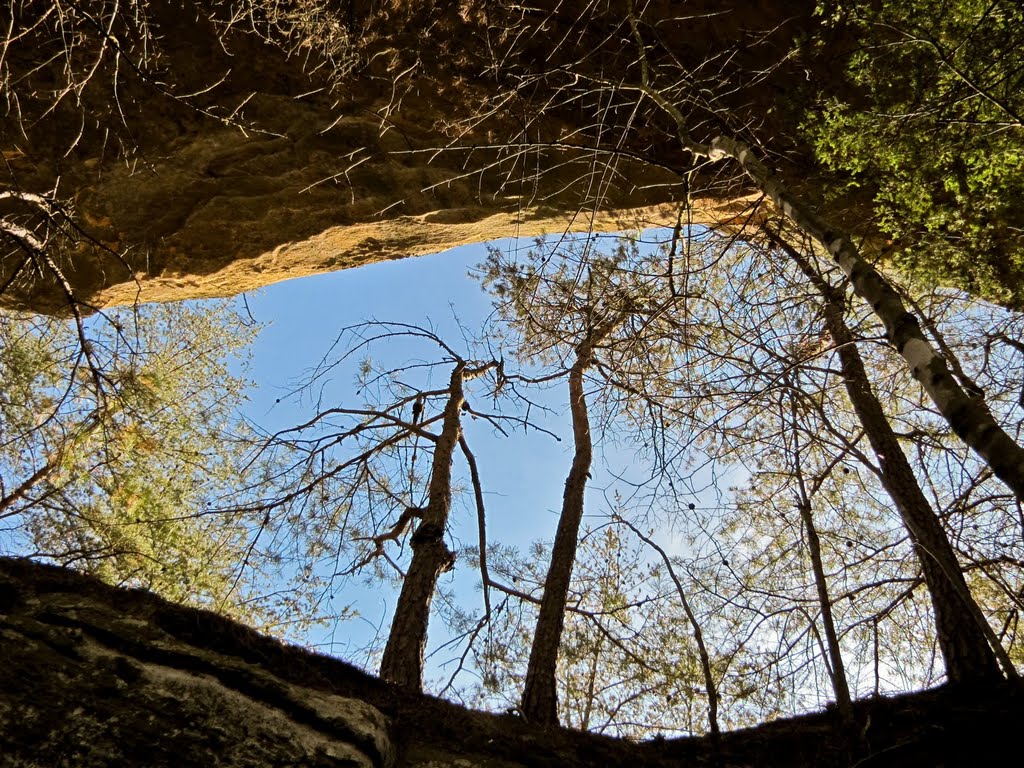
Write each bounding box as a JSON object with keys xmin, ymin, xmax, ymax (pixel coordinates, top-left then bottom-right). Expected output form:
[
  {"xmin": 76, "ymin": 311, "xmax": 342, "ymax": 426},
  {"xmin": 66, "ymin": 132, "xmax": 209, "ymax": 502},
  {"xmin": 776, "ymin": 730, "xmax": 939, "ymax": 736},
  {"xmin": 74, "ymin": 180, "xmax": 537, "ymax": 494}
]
[{"xmin": 380, "ymin": 361, "xmax": 492, "ymax": 689}]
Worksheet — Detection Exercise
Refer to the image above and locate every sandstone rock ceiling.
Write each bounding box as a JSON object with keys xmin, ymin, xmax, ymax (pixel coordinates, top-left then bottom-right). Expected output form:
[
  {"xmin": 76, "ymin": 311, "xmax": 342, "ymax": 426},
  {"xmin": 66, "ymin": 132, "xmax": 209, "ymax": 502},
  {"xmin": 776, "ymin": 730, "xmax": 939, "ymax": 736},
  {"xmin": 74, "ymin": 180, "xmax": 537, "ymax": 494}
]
[{"xmin": 1, "ymin": 0, "xmax": 830, "ymax": 312}]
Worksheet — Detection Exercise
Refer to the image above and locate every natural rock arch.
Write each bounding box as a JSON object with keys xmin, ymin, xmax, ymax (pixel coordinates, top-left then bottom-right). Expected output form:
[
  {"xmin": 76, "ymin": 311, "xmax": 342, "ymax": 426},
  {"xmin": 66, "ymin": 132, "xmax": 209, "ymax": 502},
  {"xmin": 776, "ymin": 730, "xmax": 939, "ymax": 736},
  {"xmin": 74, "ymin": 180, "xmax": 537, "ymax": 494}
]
[
  {"xmin": 1, "ymin": 0, "xmax": 821, "ymax": 312},
  {"xmin": 11, "ymin": 3, "xmax": 1024, "ymax": 763}
]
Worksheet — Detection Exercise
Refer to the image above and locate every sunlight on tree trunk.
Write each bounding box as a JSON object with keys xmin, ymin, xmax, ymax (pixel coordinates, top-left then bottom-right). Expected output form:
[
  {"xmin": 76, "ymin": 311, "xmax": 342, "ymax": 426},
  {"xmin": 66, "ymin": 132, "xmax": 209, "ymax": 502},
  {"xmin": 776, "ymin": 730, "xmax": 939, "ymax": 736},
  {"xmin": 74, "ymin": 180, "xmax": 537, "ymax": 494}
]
[{"xmin": 521, "ymin": 340, "xmax": 600, "ymax": 725}]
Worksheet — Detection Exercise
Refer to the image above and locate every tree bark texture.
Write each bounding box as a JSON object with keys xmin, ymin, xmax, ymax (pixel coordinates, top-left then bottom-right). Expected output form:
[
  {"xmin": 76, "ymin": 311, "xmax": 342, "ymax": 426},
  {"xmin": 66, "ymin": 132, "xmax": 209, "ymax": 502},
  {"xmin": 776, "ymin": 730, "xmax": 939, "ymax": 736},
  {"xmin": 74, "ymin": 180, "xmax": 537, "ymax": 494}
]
[
  {"xmin": 521, "ymin": 359, "xmax": 593, "ymax": 726},
  {"xmin": 784, "ymin": 241, "xmax": 1008, "ymax": 683},
  {"xmin": 380, "ymin": 363, "xmax": 469, "ymax": 689},
  {"xmin": 521, "ymin": 313, "xmax": 625, "ymax": 725}
]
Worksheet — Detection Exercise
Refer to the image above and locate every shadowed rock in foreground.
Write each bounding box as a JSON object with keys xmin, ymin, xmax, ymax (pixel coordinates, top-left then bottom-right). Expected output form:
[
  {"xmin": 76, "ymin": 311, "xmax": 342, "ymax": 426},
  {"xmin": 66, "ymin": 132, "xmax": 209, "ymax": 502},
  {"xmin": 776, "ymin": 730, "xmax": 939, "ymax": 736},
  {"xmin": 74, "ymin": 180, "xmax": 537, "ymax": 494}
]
[{"xmin": 1, "ymin": 557, "xmax": 1020, "ymax": 767}]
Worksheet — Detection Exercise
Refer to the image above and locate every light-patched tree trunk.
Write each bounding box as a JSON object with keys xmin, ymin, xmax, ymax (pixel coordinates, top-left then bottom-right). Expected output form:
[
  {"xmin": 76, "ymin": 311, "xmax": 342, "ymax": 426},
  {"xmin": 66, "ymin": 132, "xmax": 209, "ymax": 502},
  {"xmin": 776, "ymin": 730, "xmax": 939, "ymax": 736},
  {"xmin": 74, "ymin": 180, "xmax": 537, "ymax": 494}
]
[
  {"xmin": 628, "ymin": 42, "xmax": 1024, "ymax": 501},
  {"xmin": 704, "ymin": 135, "xmax": 1024, "ymax": 503}
]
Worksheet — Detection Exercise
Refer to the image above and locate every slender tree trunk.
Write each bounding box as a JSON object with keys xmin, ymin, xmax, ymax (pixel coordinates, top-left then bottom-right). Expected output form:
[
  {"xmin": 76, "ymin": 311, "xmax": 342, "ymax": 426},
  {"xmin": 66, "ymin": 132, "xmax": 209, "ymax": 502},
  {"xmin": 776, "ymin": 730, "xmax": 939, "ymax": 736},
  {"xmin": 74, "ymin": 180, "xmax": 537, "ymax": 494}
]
[
  {"xmin": 520, "ymin": 306, "xmax": 631, "ymax": 726},
  {"xmin": 579, "ymin": 635, "xmax": 603, "ymax": 731},
  {"xmin": 783, "ymin": 240, "xmax": 1011, "ymax": 683},
  {"xmin": 380, "ymin": 362, "xmax": 473, "ymax": 689},
  {"xmin": 520, "ymin": 354, "xmax": 594, "ymax": 726},
  {"xmin": 798, "ymin": 496, "xmax": 855, "ymax": 720},
  {"xmin": 787, "ymin": 389, "xmax": 853, "ymax": 721}
]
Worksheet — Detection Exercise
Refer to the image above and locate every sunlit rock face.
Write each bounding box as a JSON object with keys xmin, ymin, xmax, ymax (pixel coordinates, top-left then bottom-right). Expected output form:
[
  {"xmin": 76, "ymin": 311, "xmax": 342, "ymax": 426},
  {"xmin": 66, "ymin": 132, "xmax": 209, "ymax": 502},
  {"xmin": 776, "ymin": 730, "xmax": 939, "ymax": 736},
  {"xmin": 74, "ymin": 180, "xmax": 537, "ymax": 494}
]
[{"xmin": 1, "ymin": 0, "xmax": 822, "ymax": 312}]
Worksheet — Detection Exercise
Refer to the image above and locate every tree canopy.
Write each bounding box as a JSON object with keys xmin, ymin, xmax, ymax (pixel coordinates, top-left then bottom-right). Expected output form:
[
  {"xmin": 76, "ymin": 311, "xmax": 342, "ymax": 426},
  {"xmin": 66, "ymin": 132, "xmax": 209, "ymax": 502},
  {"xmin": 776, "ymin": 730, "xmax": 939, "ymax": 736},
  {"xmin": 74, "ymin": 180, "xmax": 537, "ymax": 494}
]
[{"xmin": 3, "ymin": 0, "xmax": 1024, "ymax": 755}]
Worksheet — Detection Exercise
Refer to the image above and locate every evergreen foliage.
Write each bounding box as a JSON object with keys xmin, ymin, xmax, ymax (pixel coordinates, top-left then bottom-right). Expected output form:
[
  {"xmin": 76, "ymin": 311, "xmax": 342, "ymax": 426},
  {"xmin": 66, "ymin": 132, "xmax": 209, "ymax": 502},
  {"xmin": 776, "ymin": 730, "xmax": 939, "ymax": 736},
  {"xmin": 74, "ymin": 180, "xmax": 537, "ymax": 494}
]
[{"xmin": 809, "ymin": 0, "xmax": 1024, "ymax": 306}]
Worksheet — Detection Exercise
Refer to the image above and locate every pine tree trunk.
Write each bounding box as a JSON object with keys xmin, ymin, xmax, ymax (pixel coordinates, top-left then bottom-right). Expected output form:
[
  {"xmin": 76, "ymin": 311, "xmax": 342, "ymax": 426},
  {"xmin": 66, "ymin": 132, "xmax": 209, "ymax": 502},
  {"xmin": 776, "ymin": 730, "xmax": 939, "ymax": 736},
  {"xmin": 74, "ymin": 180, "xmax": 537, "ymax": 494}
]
[
  {"xmin": 520, "ymin": 356, "xmax": 593, "ymax": 726},
  {"xmin": 379, "ymin": 364, "xmax": 466, "ymax": 689},
  {"xmin": 379, "ymin": 531, "xmax": 456, "ymax": 690},
  {"xmin": 518, "ymin": 304, "xmax": 630, "ymax": 728}
]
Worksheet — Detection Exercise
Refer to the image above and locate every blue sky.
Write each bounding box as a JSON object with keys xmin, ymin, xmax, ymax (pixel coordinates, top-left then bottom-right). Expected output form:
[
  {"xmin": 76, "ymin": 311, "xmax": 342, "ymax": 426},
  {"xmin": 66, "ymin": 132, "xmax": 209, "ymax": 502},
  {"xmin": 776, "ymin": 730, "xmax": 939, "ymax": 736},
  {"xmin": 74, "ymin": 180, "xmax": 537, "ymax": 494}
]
[
  {"xmin": 235, "ymin": 240, "xmax": 598, "ymax": 652},
  {"xmin": 232, "ymin": 231, "xmax": 718, "ymax": 673},
  {"xmin": 240, "ymin": 240, "xmax": 578, "ymax": 545}
]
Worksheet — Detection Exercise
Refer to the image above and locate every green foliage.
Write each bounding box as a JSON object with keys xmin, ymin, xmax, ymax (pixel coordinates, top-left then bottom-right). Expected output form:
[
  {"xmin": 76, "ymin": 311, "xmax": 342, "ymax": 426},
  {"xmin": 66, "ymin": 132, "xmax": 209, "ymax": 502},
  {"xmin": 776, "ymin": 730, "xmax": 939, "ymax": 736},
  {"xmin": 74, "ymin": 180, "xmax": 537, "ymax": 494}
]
[
  {"xmin": 808, "ymin": 0, "xmax": 1024, "ymax": 306},
  {"xmin": 0, "ymin": 302, "xmax": 304, "ymax": 632}
]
